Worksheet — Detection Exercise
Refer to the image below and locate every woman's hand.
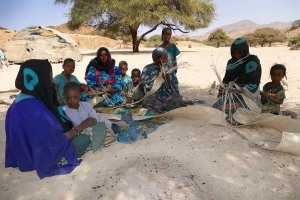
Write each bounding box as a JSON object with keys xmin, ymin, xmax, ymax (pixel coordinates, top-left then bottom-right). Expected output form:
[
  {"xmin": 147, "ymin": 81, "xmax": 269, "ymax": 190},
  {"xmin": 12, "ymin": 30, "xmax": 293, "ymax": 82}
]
[{"xmin": 106, "ymin": 88, "xmax": 119, "ymax": 95}]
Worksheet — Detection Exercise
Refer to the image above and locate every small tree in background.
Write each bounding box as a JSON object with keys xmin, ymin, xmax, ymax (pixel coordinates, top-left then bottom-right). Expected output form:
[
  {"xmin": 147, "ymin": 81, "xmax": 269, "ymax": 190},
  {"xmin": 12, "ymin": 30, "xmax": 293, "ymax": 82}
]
[
  {"xmin": 288, "ymin": 36, "xmax": 300, "ymax": 50},
  {"xmin": 208, "ymin": 28, "xmax": 229, "ymax": 47},
  {"xmin": 242, "ymin": 33, "xmax": 258, "ymax": 47},
  {"xmin": 254, "ymin": 28, "xmax": 287, "ymax": 47}
]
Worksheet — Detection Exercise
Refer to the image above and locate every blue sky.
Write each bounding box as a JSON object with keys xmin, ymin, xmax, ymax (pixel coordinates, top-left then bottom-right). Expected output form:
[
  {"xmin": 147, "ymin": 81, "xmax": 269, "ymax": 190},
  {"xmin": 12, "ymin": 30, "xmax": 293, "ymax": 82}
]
[{"xmin": 1, "ymin": 0, "xmax": 299, "ymax": 36}]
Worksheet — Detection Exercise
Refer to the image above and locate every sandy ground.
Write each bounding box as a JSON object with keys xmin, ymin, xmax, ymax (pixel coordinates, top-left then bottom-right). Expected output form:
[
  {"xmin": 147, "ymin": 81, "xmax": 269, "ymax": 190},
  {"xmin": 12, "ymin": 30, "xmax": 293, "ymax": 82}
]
[{"xmin": 0, "ymin": 47, "xmax": 300, "ymax": 200}]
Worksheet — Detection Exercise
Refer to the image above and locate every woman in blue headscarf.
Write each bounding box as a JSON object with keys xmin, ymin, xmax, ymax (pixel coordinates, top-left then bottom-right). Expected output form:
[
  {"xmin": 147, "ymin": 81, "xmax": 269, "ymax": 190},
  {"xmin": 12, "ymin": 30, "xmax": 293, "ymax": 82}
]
[
  {"xmin": 140, "ymin": 47, "xmax": 185, "ymax": 114},
  {"xmin": 5, "ymin": 59, "xmax": 96, "ymax": 179}
]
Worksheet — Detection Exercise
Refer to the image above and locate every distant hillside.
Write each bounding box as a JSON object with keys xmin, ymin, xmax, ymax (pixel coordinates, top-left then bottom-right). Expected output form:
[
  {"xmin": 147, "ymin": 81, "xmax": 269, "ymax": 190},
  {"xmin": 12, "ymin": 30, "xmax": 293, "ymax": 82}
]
[
  {"xmin": 47, "ymin": 23, "xmax": 100, "ymax": 35},
  {"xmin": 195, "ymin": 19, "xmax": 293, "ymax": 41}
]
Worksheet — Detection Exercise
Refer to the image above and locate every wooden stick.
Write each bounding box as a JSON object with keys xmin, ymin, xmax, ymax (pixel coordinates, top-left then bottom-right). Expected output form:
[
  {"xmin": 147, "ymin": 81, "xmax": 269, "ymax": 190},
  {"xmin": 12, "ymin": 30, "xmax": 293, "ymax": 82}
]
[{"xmin": 0, "ymin": 89, "xmax": 20, "ymax": 94}]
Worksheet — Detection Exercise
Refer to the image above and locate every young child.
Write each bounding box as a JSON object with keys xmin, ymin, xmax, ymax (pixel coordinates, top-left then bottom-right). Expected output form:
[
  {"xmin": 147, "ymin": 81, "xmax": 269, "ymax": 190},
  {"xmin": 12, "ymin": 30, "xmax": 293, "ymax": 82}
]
[
  {"xmin": 159, "ymin": 27, "xmax": 180, "ymax": 94},
  {"xmin": 63, "ymin": 82, "xmax": 112, "ymax": 128},
  {"xmin": 261, "ymin": 64, "xmax": 297, "ymax": 118},
  {"xmin": 127, "ymin": 68, "xmax": 146, "ymax": 103},
  {"xmin": 118, "ymin": 61, "xmax": 133, "ymax": 102},
  {"xmin": 54, "ymin": 58, "xmax": 88, "ymax": 105}
]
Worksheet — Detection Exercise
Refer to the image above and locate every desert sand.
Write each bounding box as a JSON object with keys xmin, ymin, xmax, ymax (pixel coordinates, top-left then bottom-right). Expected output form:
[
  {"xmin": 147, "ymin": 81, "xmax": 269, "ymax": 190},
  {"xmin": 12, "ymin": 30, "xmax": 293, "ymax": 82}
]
[{"xmin": 0, "ymin": 46, "xmax": 299, "ymax": 200}]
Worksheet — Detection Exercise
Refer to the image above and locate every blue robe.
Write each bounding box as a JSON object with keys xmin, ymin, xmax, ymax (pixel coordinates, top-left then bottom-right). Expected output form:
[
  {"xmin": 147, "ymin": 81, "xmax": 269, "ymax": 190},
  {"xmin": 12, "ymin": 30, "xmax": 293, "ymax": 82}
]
[{"xmin": 5, "ymin": 96, "xmax": 80, "ymax": 179}]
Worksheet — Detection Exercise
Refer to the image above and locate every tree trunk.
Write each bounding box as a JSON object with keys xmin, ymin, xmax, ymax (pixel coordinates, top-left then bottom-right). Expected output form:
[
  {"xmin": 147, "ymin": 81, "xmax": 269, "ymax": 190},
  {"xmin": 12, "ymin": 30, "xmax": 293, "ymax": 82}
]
[{"xmin": 129, "ymin": 26, "xmax": 140, "ymax": 53}]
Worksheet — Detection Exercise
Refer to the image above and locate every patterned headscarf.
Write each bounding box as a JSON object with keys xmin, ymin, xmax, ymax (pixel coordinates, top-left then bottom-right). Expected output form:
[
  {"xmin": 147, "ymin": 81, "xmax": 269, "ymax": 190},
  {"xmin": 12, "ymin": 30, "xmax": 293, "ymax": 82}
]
[
  {"xmin": 85, "ymin": 47, "xmax": 116, "ymax": 75},
  {"xmin": 152, "ymin": 47, "xmax": 167, "ymax": 62},
  {"xmin": 15, "ymin": 59, "xmax": 73, "ymax": 131}
]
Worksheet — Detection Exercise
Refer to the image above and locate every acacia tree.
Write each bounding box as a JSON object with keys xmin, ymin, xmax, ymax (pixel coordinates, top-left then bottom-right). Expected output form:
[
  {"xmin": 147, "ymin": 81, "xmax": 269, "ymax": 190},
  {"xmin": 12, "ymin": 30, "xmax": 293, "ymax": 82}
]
[
  {"xmin": 208, "ymin": 28, "xmax": 229, "ymax": 47},
  {"xmin": 254, "ymin": 28, "xmax": 287, "ymax": 47},
  {"xmin": 242, "ymin": 33, "xmax": 257, "ymax": 47},
  {"xmin": 55, "ymin": 0, "xmax": 216, "ymax": 52}
]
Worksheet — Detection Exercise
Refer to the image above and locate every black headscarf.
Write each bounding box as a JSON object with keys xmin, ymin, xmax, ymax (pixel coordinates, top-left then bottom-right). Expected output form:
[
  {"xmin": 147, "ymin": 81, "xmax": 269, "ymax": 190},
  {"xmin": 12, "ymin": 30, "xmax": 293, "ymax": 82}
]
[
  {"xmin": 230, "ymin": 38, "xmax": 249, "ymax": 60},
  {"xmin": 15, "ymin": 59, "xmax": 73, "ymax": 132},
  {"xmin": 223, "ymin": 38, "xmax": 261, "ymax": 93},
  {"xmin": 85, "ymin": 47, "xmax": 116, "ymax": 75}
]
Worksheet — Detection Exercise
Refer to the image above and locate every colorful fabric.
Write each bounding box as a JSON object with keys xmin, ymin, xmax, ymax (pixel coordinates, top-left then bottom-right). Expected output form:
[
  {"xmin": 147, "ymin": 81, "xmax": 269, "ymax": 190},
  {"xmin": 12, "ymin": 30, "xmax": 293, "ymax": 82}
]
[
  {"xmin": 63, "ymin": 102, "xmax": 111, "ymax": 127},
  {"xmin": 5, "ymin": 97, "xmax": 79, "ymax": 179},
  {"xmin": 262, "ymin": 82, "xmax": 286, "ymax": 114},
  {"xmin": 140, "ymin": 55, "xmax": 184, "ymax": 113},
  {"xmin": 117, "ymin": 111, "xmax": 147, "ymax": 143},
  {"xmin": 142, "ymin": 93, "xmax": 185, "ymax": 114},
  {"xmin": 122, "ymin": 74, "xmax": 132, "ymax": 92},
  {"xmin": 83, "ymin": 47, "xmax": 124, "ymax": 106},
  {"xmin": 84, "ymin": 66, "xmax": 124, "ymax": 106},
  {"xmin": 141, "ymin": 62, "xmax": 178, "ymax": 99},
  {"xmin": 54, "ymin": 72, "xmax": 80, "ymax": 104},
  {"xmin": 117, "ymin": 114, "xmax": 168, "ymax": 143},
  {"xmin": 85, "ymin": 47, "xmax": 115, "ymax": 74}
]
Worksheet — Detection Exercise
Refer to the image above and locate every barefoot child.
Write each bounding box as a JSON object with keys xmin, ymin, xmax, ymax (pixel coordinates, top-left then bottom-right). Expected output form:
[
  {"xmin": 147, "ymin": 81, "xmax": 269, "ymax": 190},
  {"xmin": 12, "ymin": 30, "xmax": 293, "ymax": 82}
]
[
  {"xmin": 54, "ymin": 58, "xmax": 88, "ymax": 105},
  {"xmin": 127, "ymin": 68, "xmax": 146, "ymax": 103},
  {"xmin": 119, "ymin": 61, "xmax": 132, "ymax": 99},
  {"xmin": 159, "ymin": 27, "xmax": 180, "ymax": 94},
  {"xmin": 261, "ymin": 64, "xmax": 297, "ymax": 118}
]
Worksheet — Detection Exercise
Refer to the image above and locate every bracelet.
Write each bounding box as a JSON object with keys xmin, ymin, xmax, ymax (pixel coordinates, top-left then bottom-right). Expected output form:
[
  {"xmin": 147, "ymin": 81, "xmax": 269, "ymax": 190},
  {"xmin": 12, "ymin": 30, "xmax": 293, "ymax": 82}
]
[{"xmin": 73, "ymin": 127, "xmax": 80, "ymax": 135}]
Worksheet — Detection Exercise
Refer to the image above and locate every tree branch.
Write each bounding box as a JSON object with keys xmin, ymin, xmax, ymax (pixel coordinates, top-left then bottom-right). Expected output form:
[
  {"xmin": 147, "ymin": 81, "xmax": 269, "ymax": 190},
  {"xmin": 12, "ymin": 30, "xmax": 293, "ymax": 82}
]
[
  {"xmin": 138, "ymin": 23, "xmax": 161, "ymax": 41},
  {"xmin": 161, "ymin": 22, "xmax": 189, "ymax": 33}
]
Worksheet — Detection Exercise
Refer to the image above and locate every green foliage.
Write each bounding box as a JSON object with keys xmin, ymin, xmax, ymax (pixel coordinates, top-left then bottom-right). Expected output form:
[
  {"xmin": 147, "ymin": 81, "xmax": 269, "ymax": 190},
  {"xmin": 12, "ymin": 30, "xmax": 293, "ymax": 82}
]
[
  {"xmin": 288, "ymin": 36, "xmax": 300, "ymax": 50},
  {"xmin": 207, "ymin": 28, "xmax": 230, "ymax": 47},
  {"xmin": 254, "ymin": 28, "xmax": 287, "ymax": 47},
  {"xmin": 55, "ymin": 0, "xmax": 216, "ymax": 52},
  {"xmin": 0, "ymin": 26, "xmax": 7, "ymax": 30},
  {"xmin": 242, "ymin": 33, "xmax": 258, "ymax": 47}
]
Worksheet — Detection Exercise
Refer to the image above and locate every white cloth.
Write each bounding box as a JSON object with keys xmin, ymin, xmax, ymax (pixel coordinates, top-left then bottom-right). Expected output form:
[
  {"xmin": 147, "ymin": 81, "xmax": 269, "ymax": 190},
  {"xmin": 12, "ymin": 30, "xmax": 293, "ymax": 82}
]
[
  {"xmin": 127, "ymin": 82, "xmax": 145, "ymax": 101},
  {"xmin": 0, "ymin": 49, "xmax": 7, "ymax": 69},
  {"xmin": 63, "ymin": 102, "xmax": 111, "ymax": 127}
]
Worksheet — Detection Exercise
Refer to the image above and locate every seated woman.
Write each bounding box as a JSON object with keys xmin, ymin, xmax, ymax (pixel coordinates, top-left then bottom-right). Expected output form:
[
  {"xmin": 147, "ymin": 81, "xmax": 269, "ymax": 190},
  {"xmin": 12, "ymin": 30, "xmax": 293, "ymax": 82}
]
[
  {"xmin": 83, "ymin": 47, "xmax": 124, "ymax": 107},
  {"xmin": 141, "ymin": 47, "xmax": 186, "ymax": 114},
  {"xmin": 5, "ymin": 59, "xmax": 96, "ymax": 179},
  {"xmin": 213, "ymin": 38, "xmax": 262, "ymax": 115}
]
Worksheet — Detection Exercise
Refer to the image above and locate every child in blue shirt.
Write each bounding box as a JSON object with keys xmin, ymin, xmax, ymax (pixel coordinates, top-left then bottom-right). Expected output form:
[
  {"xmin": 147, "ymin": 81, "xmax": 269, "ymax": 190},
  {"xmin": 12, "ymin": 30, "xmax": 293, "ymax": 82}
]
[{"xmin": 54, "ymin": 58, "xmax": 88, "ymax": 105}]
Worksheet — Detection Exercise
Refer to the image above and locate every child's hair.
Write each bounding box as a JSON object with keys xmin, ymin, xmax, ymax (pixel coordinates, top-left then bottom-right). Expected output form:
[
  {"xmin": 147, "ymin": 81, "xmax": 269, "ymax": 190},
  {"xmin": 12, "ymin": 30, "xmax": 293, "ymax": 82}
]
[
  {"xmin": 270, "ymin": 64, "xmax": 287, "ymax": 78},
  {"xmin": 118, "ymin": 61, "xmax": 128, "ymax": 68},
  {"xmin": 63, "ymin": 82, "xmax": 81, "ymax": 96},
  {"xmin": 131, "ymin": 68, "xmax": 141, "ymax": 76},
  {"xmin": 63, "ymin": 58, "xmax": 75, "ymax": 65},
  {"xmin": 161, "ymin": 27, "xmax": 172, "ymax": 41}
]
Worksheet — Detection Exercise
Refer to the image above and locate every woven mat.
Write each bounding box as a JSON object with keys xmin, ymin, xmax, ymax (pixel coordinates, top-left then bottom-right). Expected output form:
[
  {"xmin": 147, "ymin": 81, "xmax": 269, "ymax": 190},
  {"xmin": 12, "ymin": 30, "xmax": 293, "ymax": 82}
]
[{"xmin": 101, "ymin": 105, "xmax": 300, "ymax": 156}]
